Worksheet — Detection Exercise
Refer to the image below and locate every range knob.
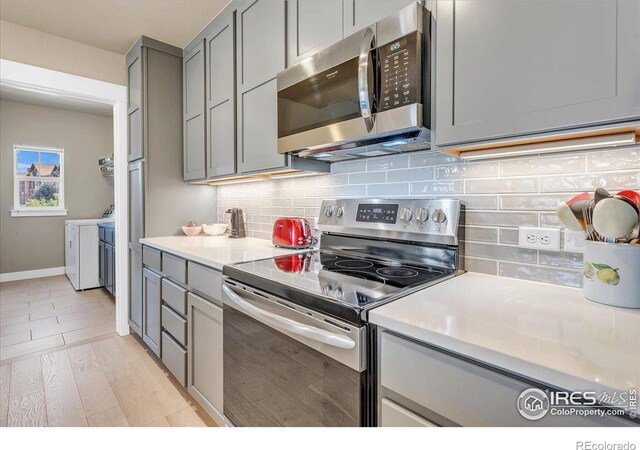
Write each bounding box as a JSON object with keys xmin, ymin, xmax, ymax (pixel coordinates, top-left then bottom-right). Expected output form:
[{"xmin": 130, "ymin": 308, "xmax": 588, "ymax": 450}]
[
  {"xmin": 324, "ymin": 205, "xmax": 333, "ymax": 217},
  {"xmin": 332, "ymin": 205, "xmax": 344, "ymax": 218},
  {"xmin": 432, "ymin": 209, "xmax": 447, "ymax": 223},
  {"xmin": 399, "ymin": 207, "xmax": 413, "ymax": 222},
  {"xmin": 415, "ymin": 208, "xmax": 429, "ymax": 223}
]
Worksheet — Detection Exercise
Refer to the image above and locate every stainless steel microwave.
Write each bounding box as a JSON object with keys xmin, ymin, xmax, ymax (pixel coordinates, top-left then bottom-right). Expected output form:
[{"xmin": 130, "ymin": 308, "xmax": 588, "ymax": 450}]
[{"xmin": 277, "ymin": 3, "xmax": 431, "ymax": 162}]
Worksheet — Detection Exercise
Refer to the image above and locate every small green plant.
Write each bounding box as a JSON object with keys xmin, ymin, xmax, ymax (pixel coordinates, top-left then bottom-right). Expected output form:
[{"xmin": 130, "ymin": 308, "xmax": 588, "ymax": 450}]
[{"xmin": 25, "ymin": 193, "xmax": 60, "ymax": 207}]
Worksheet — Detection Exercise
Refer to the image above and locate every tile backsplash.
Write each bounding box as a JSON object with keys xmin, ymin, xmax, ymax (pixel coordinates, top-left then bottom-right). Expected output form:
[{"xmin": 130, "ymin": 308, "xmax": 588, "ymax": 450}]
[{"xmin": 217, "ymin": 145, "xmax": 640, "ymax": 288}]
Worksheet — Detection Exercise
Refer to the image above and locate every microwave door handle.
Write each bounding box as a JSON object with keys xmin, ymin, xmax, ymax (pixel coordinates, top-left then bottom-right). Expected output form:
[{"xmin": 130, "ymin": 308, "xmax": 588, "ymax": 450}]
[
  {"xmin": 358, "ymin": 27, "xmax": 375, "ymax": 132},
  {"xmin": 222, "ymin": 285, "xmax": 355, "ymax": 349}
]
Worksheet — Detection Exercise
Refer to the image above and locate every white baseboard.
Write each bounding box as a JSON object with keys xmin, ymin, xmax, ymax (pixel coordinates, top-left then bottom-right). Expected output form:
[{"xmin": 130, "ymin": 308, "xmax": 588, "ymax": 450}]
[{"xmin": 0, "ymin": 266, "xmax": 66, "ymax": 283}]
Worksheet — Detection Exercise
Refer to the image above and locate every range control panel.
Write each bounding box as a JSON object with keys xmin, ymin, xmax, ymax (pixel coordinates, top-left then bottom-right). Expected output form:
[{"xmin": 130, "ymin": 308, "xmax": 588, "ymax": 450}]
[
  {"xmin": 318, "ymin": 198, "xmax": 462, "ymax": 246},
  {"xmin": 377, "ymin": 31, "xmax": 421, "ymax": 112}
]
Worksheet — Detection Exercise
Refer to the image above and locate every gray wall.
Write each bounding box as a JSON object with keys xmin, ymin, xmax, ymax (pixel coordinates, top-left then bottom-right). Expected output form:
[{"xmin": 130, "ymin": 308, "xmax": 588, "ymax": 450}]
[{"xmin": 0, "ymin": 100, "xmax": 114, "ymax": 274}]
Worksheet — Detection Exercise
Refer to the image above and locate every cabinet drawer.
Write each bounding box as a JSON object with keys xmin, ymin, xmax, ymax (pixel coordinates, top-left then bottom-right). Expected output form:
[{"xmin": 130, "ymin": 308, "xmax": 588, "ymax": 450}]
[
  {"xmin": 105, "ymin": 229, "xmax": 115, "ymax": 244},
  {"xmin": 380, "ymin": 398, "xmax": 437, "ymax": 427},
  {"xmin": 162, "ymin": 305, "xmax": 187, "ymax": 346},
  {"xmin": 380, "ymin": 332, "xmax": 631, "ymax": 427},
  {"xmin": 162, "ymin": 253, "xmax": 187, "ymax": 284},
  {"xmin": 187, "ymin": 261, "xmax": 221, "ymax": 301},
  {"xmin": 142, "ymin": 246, "xmax": 161, "ymax": 272},
  {"xmin": 98, "ymin": 227, "xmax": 106, "ymax": 241},
  {"xmin": 161, "ymin": 331, "xmax": 187, "ymax": 387},
  {"xmin": 161, "ymin": 278, "xmax": 187, "ymax": 316}
]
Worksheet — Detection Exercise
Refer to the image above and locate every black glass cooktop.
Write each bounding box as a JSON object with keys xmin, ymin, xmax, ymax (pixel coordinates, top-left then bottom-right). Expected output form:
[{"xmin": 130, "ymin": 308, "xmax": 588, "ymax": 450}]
[{"xmin": 223, "ymin": 250, "xmax": 453, "ymax": 324}]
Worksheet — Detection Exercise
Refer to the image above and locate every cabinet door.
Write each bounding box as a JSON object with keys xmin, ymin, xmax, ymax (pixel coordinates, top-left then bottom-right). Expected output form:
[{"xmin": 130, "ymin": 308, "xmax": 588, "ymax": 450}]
[
  {"xmin": 236, "ymin": 0, "xmax": 287, "ymax": 173},
  {"xmin": 128, "ymin": 161, "xmax": 144, "ymax": 246},
  {"xmin": 187, "ymin": 292, "xmax": 223, "ymax": 418},
  {"xmin": 105, "ymin": 244, "xmax": 114, "ymax": 295},
  {"xmin": 142, "ymin": 268, "xmax": 162, "ymax": 357},
  {"xmin": 183, "ymin": 41, "xmax": 207, "ymax": 181},
  {"xmin": 206, "ymin": 15, "xmax": 236, "ymax": 178},
  {"xmin": 287, "ymin": 0, "xmax": 344, "ymax": 65},
  {"xmin": 343, "ymin": 0, "xmax": 418, "ymax": 36},
  {"xmin": 127, "ymin": 48, "xmax": 144, "ymax": 162},
  {"xmin": 128, "ymin": 246, "xmax": 143, "ymax": 336},
  {"xmin": 435, "ymin": 0, "xmax": 640, "ymax": 146},
  {"xmin": 98, "ymin": 240, "xmax": 105, "ymax": 287}
]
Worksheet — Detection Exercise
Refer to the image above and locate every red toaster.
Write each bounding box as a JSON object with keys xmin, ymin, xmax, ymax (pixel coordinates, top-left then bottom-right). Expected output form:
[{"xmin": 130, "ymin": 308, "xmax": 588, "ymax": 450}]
[{"xmin": 272, "ymin": 218, "xmax": 313, "ymax": 249}]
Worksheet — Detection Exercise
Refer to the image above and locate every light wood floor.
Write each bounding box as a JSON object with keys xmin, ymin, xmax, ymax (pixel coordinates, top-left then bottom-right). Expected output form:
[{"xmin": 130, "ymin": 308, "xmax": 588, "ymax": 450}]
[
  {"xmin": 0, "ymin": 276, "xmax": 213, "ymax": 427},
  {"xmin": 1, "ymin": 276, "xmax": 116, "ymax": 360}
]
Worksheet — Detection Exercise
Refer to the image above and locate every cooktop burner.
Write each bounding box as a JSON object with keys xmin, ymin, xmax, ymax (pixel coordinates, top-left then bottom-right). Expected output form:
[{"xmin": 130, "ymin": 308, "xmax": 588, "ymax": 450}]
[{"xmin": 224, "ymin": 250, "xmax": 453, "ymax": 314}]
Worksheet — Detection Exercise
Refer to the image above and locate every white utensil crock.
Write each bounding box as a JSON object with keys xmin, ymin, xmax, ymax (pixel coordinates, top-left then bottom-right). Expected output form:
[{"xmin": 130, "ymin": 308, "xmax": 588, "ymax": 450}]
[{"xmin": 583, "ymin": 241, "xmax": 640, "ymax": 309}]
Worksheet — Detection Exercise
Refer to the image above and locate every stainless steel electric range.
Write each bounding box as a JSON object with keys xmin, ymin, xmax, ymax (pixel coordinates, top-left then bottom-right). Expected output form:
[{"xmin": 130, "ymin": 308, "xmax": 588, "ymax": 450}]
[{"xmin": 222, "ymin": 198, "xmax": 464, "ymax": 427}]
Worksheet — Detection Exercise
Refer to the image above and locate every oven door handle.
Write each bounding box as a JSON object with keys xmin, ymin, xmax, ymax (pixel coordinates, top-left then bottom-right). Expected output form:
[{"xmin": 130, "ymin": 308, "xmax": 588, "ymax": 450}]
[
  {"xmin": 222, "ymin": 285, "xmax": 356, "ymax": 350},
  {"xmin": 358, "ymin": 27, "xmax": 375, "ymax": 133}
]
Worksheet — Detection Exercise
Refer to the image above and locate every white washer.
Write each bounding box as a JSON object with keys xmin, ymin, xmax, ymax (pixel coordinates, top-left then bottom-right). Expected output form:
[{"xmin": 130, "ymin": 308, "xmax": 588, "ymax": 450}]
[{"xmin": 65, "ymin": 219, "xmax": 108, "ymax": 290}]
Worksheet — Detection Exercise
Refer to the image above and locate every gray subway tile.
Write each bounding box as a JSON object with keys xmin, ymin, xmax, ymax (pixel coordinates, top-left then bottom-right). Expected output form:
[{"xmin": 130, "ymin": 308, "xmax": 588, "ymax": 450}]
[
  {"xmin": 316, "ymin": 174, "xmax": 349, "ymax": 187},
  {"xmin": 349, "ymin": 172, "xmax": 384, "ymax": 184},
  {"xmin": 332, "ymin": 185, "xmax": 367, "ymax": 198},
  {"xmin": 465, "ymin": 242, "xmax": 537, "ymax": 264},
  {"xmin": 465, "ymin": 177, "xmax": 539, "ymax": 194},
  {"xmin": 331, "ymin": 160, "xmax": 367, "ymax": 174},
  {"xmin": 499, "ymin": 228, "xmax": 519, "ymax": 245},
  {"xmin": 539, "ymin": 251, "xmax": 583, "ymax": 269},
  {"xmin": 499, "ymin": 262, "xmax": 582, "ymax": 288},
  {"xmin": 466, "ymin": 211, "xmax": 538, "ymax": 227},
  {"xmin": 410, "ymin": 180, "xmax": 464, "ymax": 195},
  {"xmin": 386, "ymin": 167, "xmax": 434, "ymax": 182},
  {"xmin": 540, "ymin": 172, "xmax": 640, "ymax": 192},
  {"xmin": 409, "ymin": 151, "xmax": 461, "ymax": 168},
  {"xmin": 366, "ymin": 155, "xmax": 409, "ymax": 172},
  {"xmin": 367, "ymin": 183, "xmax": 409, "ymax": 196},
  {"xmin": 499, "ymin": 194, "xmax": 566, "ymax": 211},
  {"xmin": 435, "ymin": 161, "xmax": 499, "ymax": 179},
  {"xmin": 586, "ymin": 146, "xmax": 640, "ymax": 172},
  {"xmin": 463, "ymin": 257, "xmax": 498, "ymax": 275},
  {"xmin": 540, "ymin": 213, "xmax": 563, "ymax": 228},
  {"xmin": 463, "ymin": 227, "xmax": 498, "ymax": 243},
  {"xmin": 436, "ymin": 195, "xmax": 498, "ymax": 210},
  {"xmin": 500, "ymin": 154, "xmax": 584, "ymax": 176}
]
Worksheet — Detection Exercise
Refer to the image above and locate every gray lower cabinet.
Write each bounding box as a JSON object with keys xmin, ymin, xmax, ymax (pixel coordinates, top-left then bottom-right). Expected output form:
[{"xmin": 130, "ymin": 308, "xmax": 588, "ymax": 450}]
[
  {"xmin": 187, "ymin": 292, "xmax": 223, "ymax": 419},
  {"xmin": 128, "ymin": 247, "xmax": 143, "ymax": 335},
  {"xmin": 378, "ymin": 331, "xmax": 633, "ymax": 427},
  {"xmin": 142, "ymin": 268, "xmax": 162, "ymax": 357},
  {"xmin": 343, "ymin": 0, "xmax": 419, "ymax": 37},
  {"xmin": 435, "ymin": 0, "xmax": 640, "ymax": 146},
  {"xmin": 287, "ymin": 0, "xmax": 344, "ymax": 65},
  {"xmin": 206, "ymin": 13, "xmax": 236, "ymax": 178},
  {"xmin": 98, "ymin": 240, "xmax": 105, "ymax": 287},
  {"xmin": 236, "ymin": 0, "xmax": 287, "ymax": 174},
  {"xmin": 105, "ymin": 243, "xmax": 115, "ymax": 295},
  {"xmin": 183, "ymin": 41, "xmax": 206, "ymax": 181}
]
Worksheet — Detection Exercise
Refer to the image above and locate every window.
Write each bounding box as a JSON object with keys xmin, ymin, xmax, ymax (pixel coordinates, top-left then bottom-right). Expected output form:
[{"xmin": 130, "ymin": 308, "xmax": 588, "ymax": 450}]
[{"xmin": 12, "ymin": 145, "xmax": 67, "ymax": 217}]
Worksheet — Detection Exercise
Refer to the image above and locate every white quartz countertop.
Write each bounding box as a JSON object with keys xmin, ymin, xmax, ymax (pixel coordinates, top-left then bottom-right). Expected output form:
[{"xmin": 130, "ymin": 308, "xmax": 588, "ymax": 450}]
[
  {"xmin": 370, "ymin": 272, "xmax": 640, "ymax": 399},
  {"xmin": 140, "ymin": 235, "xmax": 305, "ymax": 271}
]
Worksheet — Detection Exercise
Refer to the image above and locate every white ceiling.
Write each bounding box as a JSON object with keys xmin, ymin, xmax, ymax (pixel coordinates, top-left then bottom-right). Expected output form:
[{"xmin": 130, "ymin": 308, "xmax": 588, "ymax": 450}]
[
  {"xmin": 0, "ymin": 84, "xmax": 114, "ymax": 116},
  {"xmin": 0, "ymin": 0, "xmax": 230, "ymax": 54}
]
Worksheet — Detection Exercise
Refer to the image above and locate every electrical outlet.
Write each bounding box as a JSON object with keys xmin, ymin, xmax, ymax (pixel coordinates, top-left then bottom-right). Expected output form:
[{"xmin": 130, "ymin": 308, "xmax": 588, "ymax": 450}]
[
  {"xmin": 518, "ymin": 227, "xmax": 561, "ymax": 251},
  {"xmin": 564, "ymin": 230, "xmax": 586, "ymax": 253}
]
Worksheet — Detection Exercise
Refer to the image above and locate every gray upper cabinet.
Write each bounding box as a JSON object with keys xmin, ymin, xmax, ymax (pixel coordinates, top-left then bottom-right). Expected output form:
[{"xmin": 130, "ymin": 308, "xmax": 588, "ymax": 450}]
[
  {"xmin": 127, "ymin": 48, "xmax": 144, "ymax": 162},
  {"xmin": 343, "ymin": 0, "xmax": 419, "ymax": 36},
  {"xmin": 236, "ymin": 0, "xmax": 288, "ymax": 173},
  {"xmin": 206, "ymin": 14, "xmax": 236, "ymax": 178},
  {"xmin": 183, "ymin": 41, "xmax": 206, "ymax": 181},
  {"xmin": 287, "ymin": 0, "xmax": 344, "ymax": 66},
  {"xmin": 142, "ymin": 268, "xmax": 162, "ymax": 357},
  {"xmin": 435, "ymin": 0, "xmax": 640, "ymax": 147}
]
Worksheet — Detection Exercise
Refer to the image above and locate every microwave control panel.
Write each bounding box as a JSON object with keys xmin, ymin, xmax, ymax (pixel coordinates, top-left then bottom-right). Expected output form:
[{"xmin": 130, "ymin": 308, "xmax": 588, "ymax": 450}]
[{"xmin": 378, "ymin": 32, "xmax": 421, "ymax": 113}]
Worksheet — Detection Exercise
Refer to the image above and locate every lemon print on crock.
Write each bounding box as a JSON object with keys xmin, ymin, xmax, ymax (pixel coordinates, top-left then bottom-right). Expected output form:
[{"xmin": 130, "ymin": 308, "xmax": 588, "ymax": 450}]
[
  {"xmin": 592, "ymin": 264, "xmax": 620, "ymax": 286},
  {"xmin": 583, "ymin": 262, "xmax": 595, "ymax": 279}
]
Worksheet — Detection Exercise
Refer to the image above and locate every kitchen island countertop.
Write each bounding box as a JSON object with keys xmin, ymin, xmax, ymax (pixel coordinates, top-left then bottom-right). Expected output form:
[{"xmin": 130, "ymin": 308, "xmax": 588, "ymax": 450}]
[
  {"xmin": 370, "ymin": 272, "xmax": 640, "ymax": 405},
  {"xmin": 140, "ymin": 235, "xmax": 306, "ymax": 271}
]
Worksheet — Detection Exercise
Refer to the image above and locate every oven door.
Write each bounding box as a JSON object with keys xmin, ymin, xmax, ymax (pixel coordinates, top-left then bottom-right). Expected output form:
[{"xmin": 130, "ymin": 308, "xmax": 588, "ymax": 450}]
[
  {"xmin": 277, "ymin": 27, "xmax": 377, "ymax": 154},
  {"xmin": 222, "ymin": 280, "xmax": 366, "ymax": 427}
]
